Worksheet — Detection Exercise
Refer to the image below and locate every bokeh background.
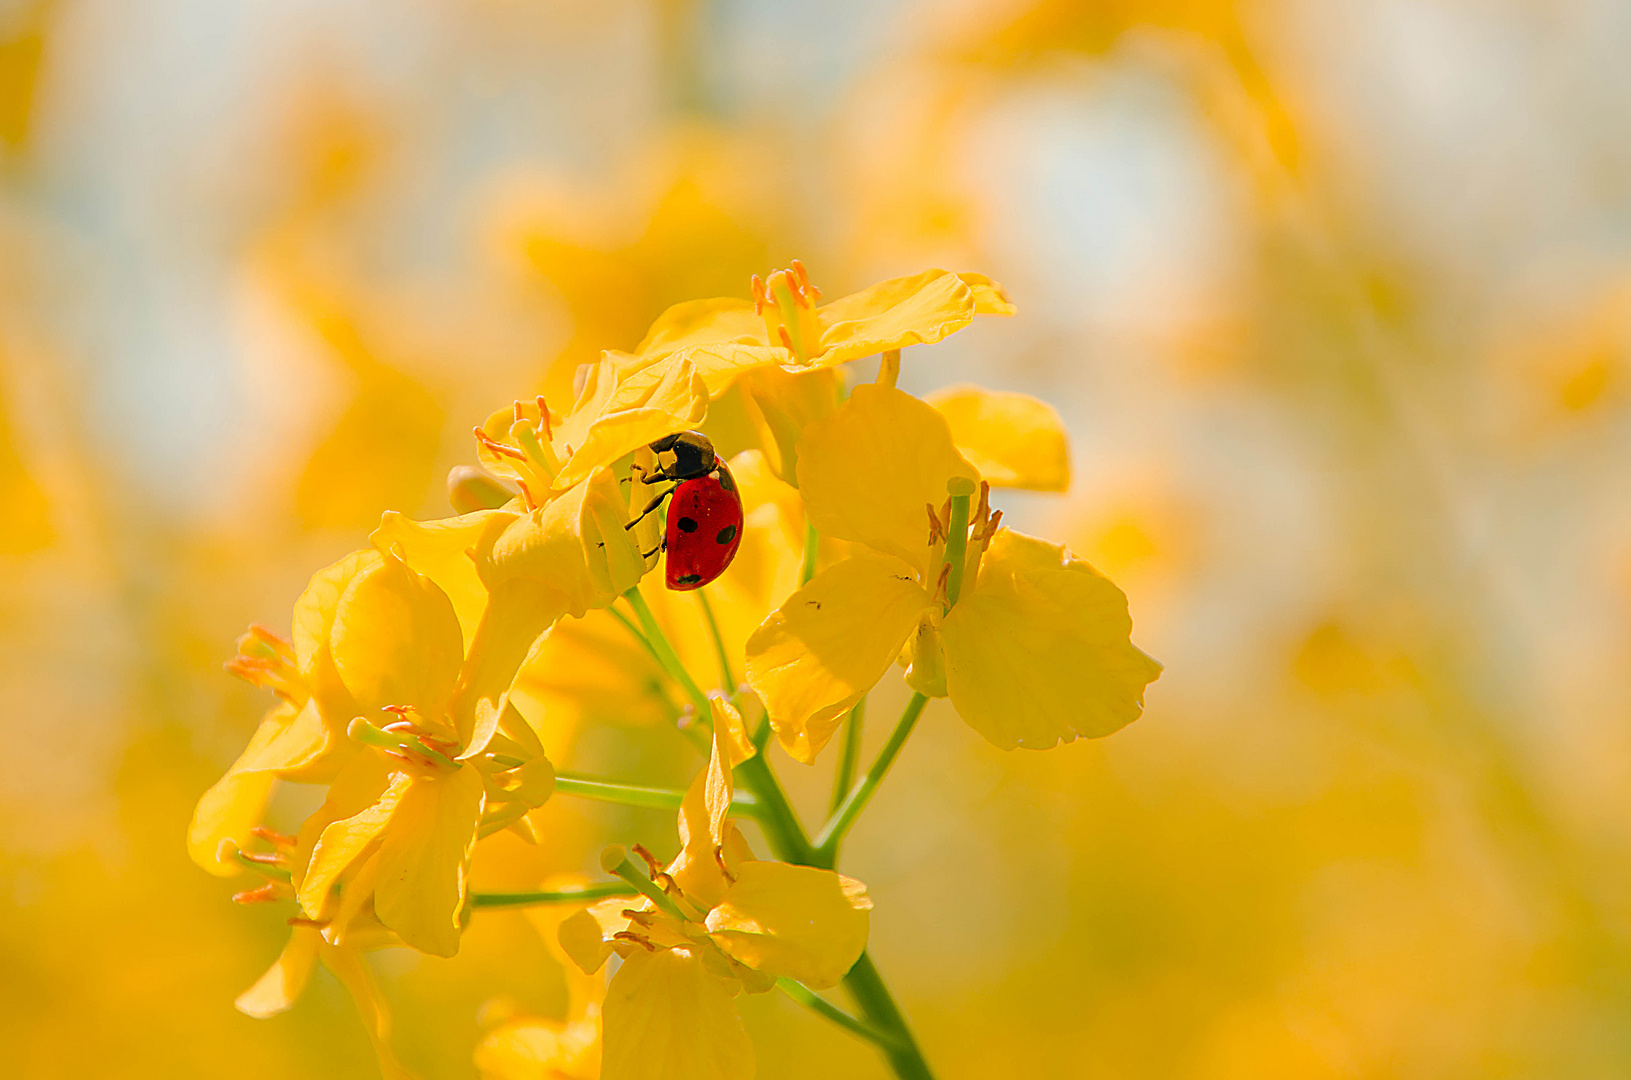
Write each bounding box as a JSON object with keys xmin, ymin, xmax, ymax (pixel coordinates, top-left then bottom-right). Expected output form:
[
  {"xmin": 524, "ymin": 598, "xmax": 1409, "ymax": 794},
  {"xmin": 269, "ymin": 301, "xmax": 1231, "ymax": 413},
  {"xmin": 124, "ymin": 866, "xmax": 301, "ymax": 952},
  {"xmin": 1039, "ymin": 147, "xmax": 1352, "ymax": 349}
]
[{"xmin": 5, "ymin": 0, "xmax": 1631, "ymax": 1076}]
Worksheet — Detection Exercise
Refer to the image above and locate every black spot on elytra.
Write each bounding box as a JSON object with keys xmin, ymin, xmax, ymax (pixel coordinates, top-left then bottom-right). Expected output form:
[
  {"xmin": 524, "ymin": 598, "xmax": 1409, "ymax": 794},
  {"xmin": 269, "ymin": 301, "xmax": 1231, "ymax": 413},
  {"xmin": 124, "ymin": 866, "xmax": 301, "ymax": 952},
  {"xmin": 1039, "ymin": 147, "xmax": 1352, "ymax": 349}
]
[
  {"xmin": 715, "ymin": 468, "xmax": 736, "ymax": 492},
  {"xmin": 715, "ymin": 524, "xmax": 737, "ymax": 545},
  {"xmin": 677, "ymin": 516, "xmax": 698, "ymax": 532},
  {"xmin": 677, "ymin": 574, "xmax": 702, "ymax": 585}
]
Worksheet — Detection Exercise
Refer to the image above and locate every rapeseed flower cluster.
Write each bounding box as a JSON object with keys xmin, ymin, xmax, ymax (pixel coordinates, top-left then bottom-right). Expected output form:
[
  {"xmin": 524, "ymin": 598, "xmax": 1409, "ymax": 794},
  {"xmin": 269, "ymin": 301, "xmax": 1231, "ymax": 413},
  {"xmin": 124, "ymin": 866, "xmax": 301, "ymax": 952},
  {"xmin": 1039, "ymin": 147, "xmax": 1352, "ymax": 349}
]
[{"xmin": 190, "ymin": 264, "xmax": 1160, "ymax": 1079}]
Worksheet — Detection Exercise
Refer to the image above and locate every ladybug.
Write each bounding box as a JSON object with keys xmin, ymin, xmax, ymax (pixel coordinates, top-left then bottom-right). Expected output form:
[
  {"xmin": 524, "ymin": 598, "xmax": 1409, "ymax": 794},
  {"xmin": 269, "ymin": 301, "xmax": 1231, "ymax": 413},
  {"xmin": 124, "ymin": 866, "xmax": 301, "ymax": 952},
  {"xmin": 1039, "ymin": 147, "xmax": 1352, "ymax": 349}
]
[{"xmin": 626, "ymin": 431, "xmax": 743, "ymax": 591}]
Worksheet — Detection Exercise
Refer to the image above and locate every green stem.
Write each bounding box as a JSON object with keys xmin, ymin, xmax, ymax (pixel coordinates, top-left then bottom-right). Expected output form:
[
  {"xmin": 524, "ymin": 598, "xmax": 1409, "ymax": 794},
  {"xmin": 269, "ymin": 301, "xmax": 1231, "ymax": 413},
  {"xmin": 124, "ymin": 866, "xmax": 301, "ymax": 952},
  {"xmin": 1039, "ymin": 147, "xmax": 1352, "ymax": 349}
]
[
  {"xmin": 778, "ymin": 978, "xmax": 905, "ymax": 1052},
  {"xmin": 602, "ymin": 847, "xmax": 690, "ymax": 922},
  {"xmin": 607, "ymin": 603, "xmax": 665, "ymax": 670},
  {"xmin": 842, "ymin": 951, "xmax": 935, "ymax": 1079},
  {"xmin": 553, "ymin": 770, "xmax": 759, "ymax": 817},
  {"xmin": 829, "ymin": 697, "xmax": 866, "ymax": 815},
  {"xmin": 470, "ymin": 882, "xmax": 635, "ymax": 909},
  {"xmin": 734, "ymin": 752, "xmax": 816, "ymax": 864},
  {"xmin": 941, "ymin": 479, "xmax": 975, "ymax": 610},
  {"xmin": 813, "ymin": 693, "xmax": 928, "ymax": 865},
  {"xmin": 623, "ymin": 586, "xmax": 711, "ymax": 714},
  {"xmin": 694, "ymin": 588, "xmax": 736, "ymax": 691},
  {"xmin": 800, "ymin": 519, "xmax": 820, "ymax": 586}
]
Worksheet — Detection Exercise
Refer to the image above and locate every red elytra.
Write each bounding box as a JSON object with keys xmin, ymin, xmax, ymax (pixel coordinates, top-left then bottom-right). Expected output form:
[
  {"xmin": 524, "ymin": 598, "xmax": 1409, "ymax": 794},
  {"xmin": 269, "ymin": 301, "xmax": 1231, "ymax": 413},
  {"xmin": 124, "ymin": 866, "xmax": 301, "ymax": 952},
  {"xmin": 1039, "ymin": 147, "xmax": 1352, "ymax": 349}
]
[{"xmin": 663, "ymin": 457, "xmax": 743, "ymax": 590}]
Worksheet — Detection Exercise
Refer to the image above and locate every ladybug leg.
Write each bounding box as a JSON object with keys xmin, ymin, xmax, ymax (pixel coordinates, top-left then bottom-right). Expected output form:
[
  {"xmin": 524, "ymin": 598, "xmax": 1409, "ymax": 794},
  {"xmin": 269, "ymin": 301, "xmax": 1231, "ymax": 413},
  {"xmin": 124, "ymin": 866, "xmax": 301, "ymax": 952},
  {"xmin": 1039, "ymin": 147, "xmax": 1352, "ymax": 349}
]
[
  {"xmin": 640, "ymin": 539, "xmax": 665, "ymax": 560},
  {"xmin": 624, "ymin": 484, "xmax": 675, "ymax": 531}
]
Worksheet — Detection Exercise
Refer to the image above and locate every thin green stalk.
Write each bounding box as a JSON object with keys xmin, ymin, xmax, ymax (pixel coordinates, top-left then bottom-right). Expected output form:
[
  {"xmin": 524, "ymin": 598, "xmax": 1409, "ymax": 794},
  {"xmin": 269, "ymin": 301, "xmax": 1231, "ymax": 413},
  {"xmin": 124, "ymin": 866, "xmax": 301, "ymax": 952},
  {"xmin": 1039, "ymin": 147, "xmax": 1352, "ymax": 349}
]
[
  {"xmin": 553, "ymin": 770, "xmax": 759, "ymax": 817},
  {"xmin": 734, "ymin": 751, "xmax": 816, "ymax": 864},
  {"xmin": 622, "ymin": 586, "xmax": 711, "ymax": 714},
  {"xmin": 843, "ymin": 951, "xmax": 935, "ymax": 1079},
  {"xmin": 601, "ymin": 846, "xmax": 689, "ymax": 922},
  {"xmin": 813, "ymin": 693, "xmax": 928, "ymax": 865},
  {"xmin": 941, "ymin": 479, "xmax": 975, "ymax": 609},
  {"xmin": 694, "ymin": 588, "xmax": 736, "ymax": 691},
  {"xmin": 470, "ymin": 882, "xmax": 635, "ymax": 909},
  {"xmin": 606, "ymin": 603, "xmax": 664, "ymax": 670},
  {"xmin": 800, "ymin": 519, "xmax": 819, "ymax": 586},
  {"xmin": 829, "ymin": 697, "xmax": 866, "ymax": 815},
  {"xmin": 778, "ymin": 978, "xmax": 904, "ymax": 1052}
]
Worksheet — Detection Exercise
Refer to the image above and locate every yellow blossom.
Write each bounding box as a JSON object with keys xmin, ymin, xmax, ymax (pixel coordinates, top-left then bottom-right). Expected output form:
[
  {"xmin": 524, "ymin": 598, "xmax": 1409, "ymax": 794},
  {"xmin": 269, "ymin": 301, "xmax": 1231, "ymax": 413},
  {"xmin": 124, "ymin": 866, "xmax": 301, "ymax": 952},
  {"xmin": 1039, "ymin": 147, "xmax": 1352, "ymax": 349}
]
[
  {"xmin": 746, "ymin": 383, "xmax": 1161, "ymax": 761},
  {"xmin": 559, "ymin": 701, "xmax": 871, "ymax": 1080}
]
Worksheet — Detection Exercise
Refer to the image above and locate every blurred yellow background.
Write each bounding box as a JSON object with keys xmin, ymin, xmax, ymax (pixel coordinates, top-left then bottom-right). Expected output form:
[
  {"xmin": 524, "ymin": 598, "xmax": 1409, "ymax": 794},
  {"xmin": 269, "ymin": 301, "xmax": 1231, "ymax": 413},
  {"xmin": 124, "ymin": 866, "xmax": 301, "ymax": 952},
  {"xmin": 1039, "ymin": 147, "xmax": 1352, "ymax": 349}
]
[{"xmin": 5, "ymin": 0, "xmax": 1631, "ymax": 1076}]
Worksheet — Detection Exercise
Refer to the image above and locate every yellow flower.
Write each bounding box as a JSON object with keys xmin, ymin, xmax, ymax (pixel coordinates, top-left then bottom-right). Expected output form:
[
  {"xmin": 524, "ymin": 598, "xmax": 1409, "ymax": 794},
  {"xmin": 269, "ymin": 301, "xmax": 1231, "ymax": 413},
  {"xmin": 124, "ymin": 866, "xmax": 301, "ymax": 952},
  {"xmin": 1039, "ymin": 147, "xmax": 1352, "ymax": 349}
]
[
  {"xmin": 230, "ymin": 828, "xmax": 416, "ymax": 1079},
  {"xmin": 280, "ymin": 551, "xmax": 556, "ymax": 957},
  {"xmin": 745, "ymin": 383, "xmax": 1161, "ymax": 762},
  {"xmin": 558, "ymin": 701, "xmax": 872, "ymax": 1080},
  {"xmin": 612, "ymin": 262, "xmax": 1015, "ymax": 485},
  {"xmin": 629, "ymin": 261, "xmax": 1015, "ymax": 381}
]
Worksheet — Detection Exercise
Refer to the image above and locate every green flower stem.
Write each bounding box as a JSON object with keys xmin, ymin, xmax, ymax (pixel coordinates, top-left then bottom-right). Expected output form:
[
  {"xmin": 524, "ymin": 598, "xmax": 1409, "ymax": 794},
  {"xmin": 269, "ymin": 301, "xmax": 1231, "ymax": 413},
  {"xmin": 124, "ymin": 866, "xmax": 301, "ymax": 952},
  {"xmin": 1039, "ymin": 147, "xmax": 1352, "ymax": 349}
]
[
  {"xmin": 694, "ymin": 588, "xmax": 736, "ymax": 691},
  {"xmin": 470, "ymin": 882, "xmax": 636, "ymax": 909},
  {"xmin": 601, "ymin": 846, "xmax": 689, "ymax": 922},
  {"xmin": 812, "ymin": 693, "xmax": 929, "ymax": 866},
  {"xmin": 553, "ymin": 770, "xmax": 760, "ymax": 817},
  {"xmin": 606, "ymin": 603, "xmax": 665, "ymax": 671},
  {"xmin": 623, "ymin": 586, "xmax": 711, "ymax": 715},
  {"xmin": 778, "ymin": 978, "xmax": 905, "ymax": 1052},
  {"xmin": 842, "ymin": 951, "xmax": 935, "ymax": 1080},
  {"xmin": 800, "ymin": 519, "xmax": 820, "ymax": 586},
  {"xmin": 942, "ymin": 478, "xmax": 976, "ymax": 610},
  {"xmin": 829, "ymin": 697, "xmax": 866, "ymax": 815},
  {"xmin": 734, "ymin": 751, "xmax": 816, "ymax": 864}
]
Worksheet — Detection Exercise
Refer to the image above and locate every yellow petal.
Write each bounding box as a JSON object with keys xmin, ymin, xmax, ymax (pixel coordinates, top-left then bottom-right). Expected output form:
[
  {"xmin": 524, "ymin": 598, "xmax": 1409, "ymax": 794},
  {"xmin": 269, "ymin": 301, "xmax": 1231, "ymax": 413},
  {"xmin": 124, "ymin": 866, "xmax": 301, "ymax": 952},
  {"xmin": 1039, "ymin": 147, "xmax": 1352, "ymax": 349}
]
[
  {"xmin": 745, "ymin": 554, "xmax": 932, "ymax": 764},
  {"xmin": 370, "ymin": 509, "xmax": 514, "ymax": 643},
  {"xmin": 299, "ymin": 770, "xmax": 414, "ymax": 919},
  {"xmin": 601, "ymin": 947, "xmax": 753, "ymax": 1080},
  {"xmin": 188, "ymin": 705, "xmax": 295, "ymax": 876},
  {"xmin": 940, "ymin": 529, "xmax": 1163, "ymax": 749},
  {"xmin": 703, "ymin": 365, "xmax": 841, "ymax": 486},
  {"xmin": 634, "ymin": 297, "xmax": 766, "ymax": 359},
  {"xmin": 671, "ymin": 701, "xmax": 755, "ymax": 909},
  {"xmin": 291, "ymin": 549, "xmax": 381, "ymax": 726},
  {"xmin": 796, "ymin": 383, "xmax": 978, "ymax": 574},
  {"xmin": 958, "ymin": 272, "xmax": 1018, "ymax": 316},
  {"xmin": 291, "ymin": 549, "xmax": 381, "ymax": 677},
  {"xmin": 236, "ymin": 926, "xmax": 323, "ymax": 1019},
  {"xmin": 448, "ymin": 577, "xmax": 570, "ymax": 751},
  {"xmin": 704, "ymin": 862, "xmax": 872, "ymax": 990},
  {"xmin": 672, "ymin": 342, "xmax": 793, "ymax": 397},
  {"xmin": 558, "ymin": 895, "xmax": 637, "ymax": 975},
  {"xmin": 330, "ymin": 554, "xmax": 465, "ymax": 718},
  {"xmin": 373, "ymin": 763, "xmax": 487, "ymax": 957},
  {"xmin": 291, "ymin": 751, "xmax": 397, "ymax": 892},
  {"xmin": 554, "ymin": 356, "xmax": 708, "ymax": 489},
  {"xmin": 321, "ymin": 939, "xmax": 420, "ymax": 1080},
  {"xmin": 925, "ymin": 384, "xmax": 1071, "ymax": 492},
  {"xmin": 813, "ymin": 269, "xmax": 1001, "ymax": 366},
  {"xmin": 484, "ymin": 468, "xmax": 643, "ymax": 615}
]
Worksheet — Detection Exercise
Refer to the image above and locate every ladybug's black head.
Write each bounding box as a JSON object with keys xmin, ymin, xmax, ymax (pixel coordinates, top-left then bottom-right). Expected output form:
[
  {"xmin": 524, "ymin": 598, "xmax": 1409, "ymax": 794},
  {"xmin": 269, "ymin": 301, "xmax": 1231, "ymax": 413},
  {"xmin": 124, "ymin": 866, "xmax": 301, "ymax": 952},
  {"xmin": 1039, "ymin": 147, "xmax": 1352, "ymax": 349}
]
[{"xmin": 649, "ymin": 430, "xmax": 716, "ymax": 481}]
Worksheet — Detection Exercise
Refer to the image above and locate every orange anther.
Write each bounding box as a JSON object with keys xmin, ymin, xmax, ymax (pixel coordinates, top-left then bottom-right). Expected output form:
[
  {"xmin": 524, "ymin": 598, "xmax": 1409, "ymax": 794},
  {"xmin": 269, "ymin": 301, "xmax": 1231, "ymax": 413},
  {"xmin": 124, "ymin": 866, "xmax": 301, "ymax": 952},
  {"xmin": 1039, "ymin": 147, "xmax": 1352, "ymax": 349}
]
[
  {"xmin": 777, "ymin": 325, "xmax": 795, "ymax": 353},
  {"xmin": 790, "ymin": 259, "xmax": 821, "ymax": 303},
  {"xmin": 240, "ymin": 850, "xmax": 283, "ymax": 866},
  {"xmin": 250, "ymin": 826, "xmax": 296, "ymax": 848},
  {"xmin": 713, "ymin": 846, "xmax": 736, "ymax": 884},
  {"xmin": 613, "ymin": 930, "xmax": 658, "ymax": 952},
  {"xmin": 513, "ymin": 400, "xmax": 525, "ymax": 425},
  {"xmin": 926, "ymin": 502, "xmax": 946, "ymax": 546},
  {"xmin": 515, "ymin": 478, "xmax": 538, "ymax": 511},
  {"xmin": 631, "ymin": 843, "xmax": 664, "ymax": 877},
  {"xmin": 473, "ymin": 426, "xmax": 526, "ymax": 460},
  {"xmin": 751, "ymin": 274, "xmax": 767, "ymax": 315},
  {"xmin": 535, "ymin": 396, "xmax": 553, "ymax": 441},
  {"xmin": 233, "ymin": 884, "xmax": 280, "ymax": 904}
]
